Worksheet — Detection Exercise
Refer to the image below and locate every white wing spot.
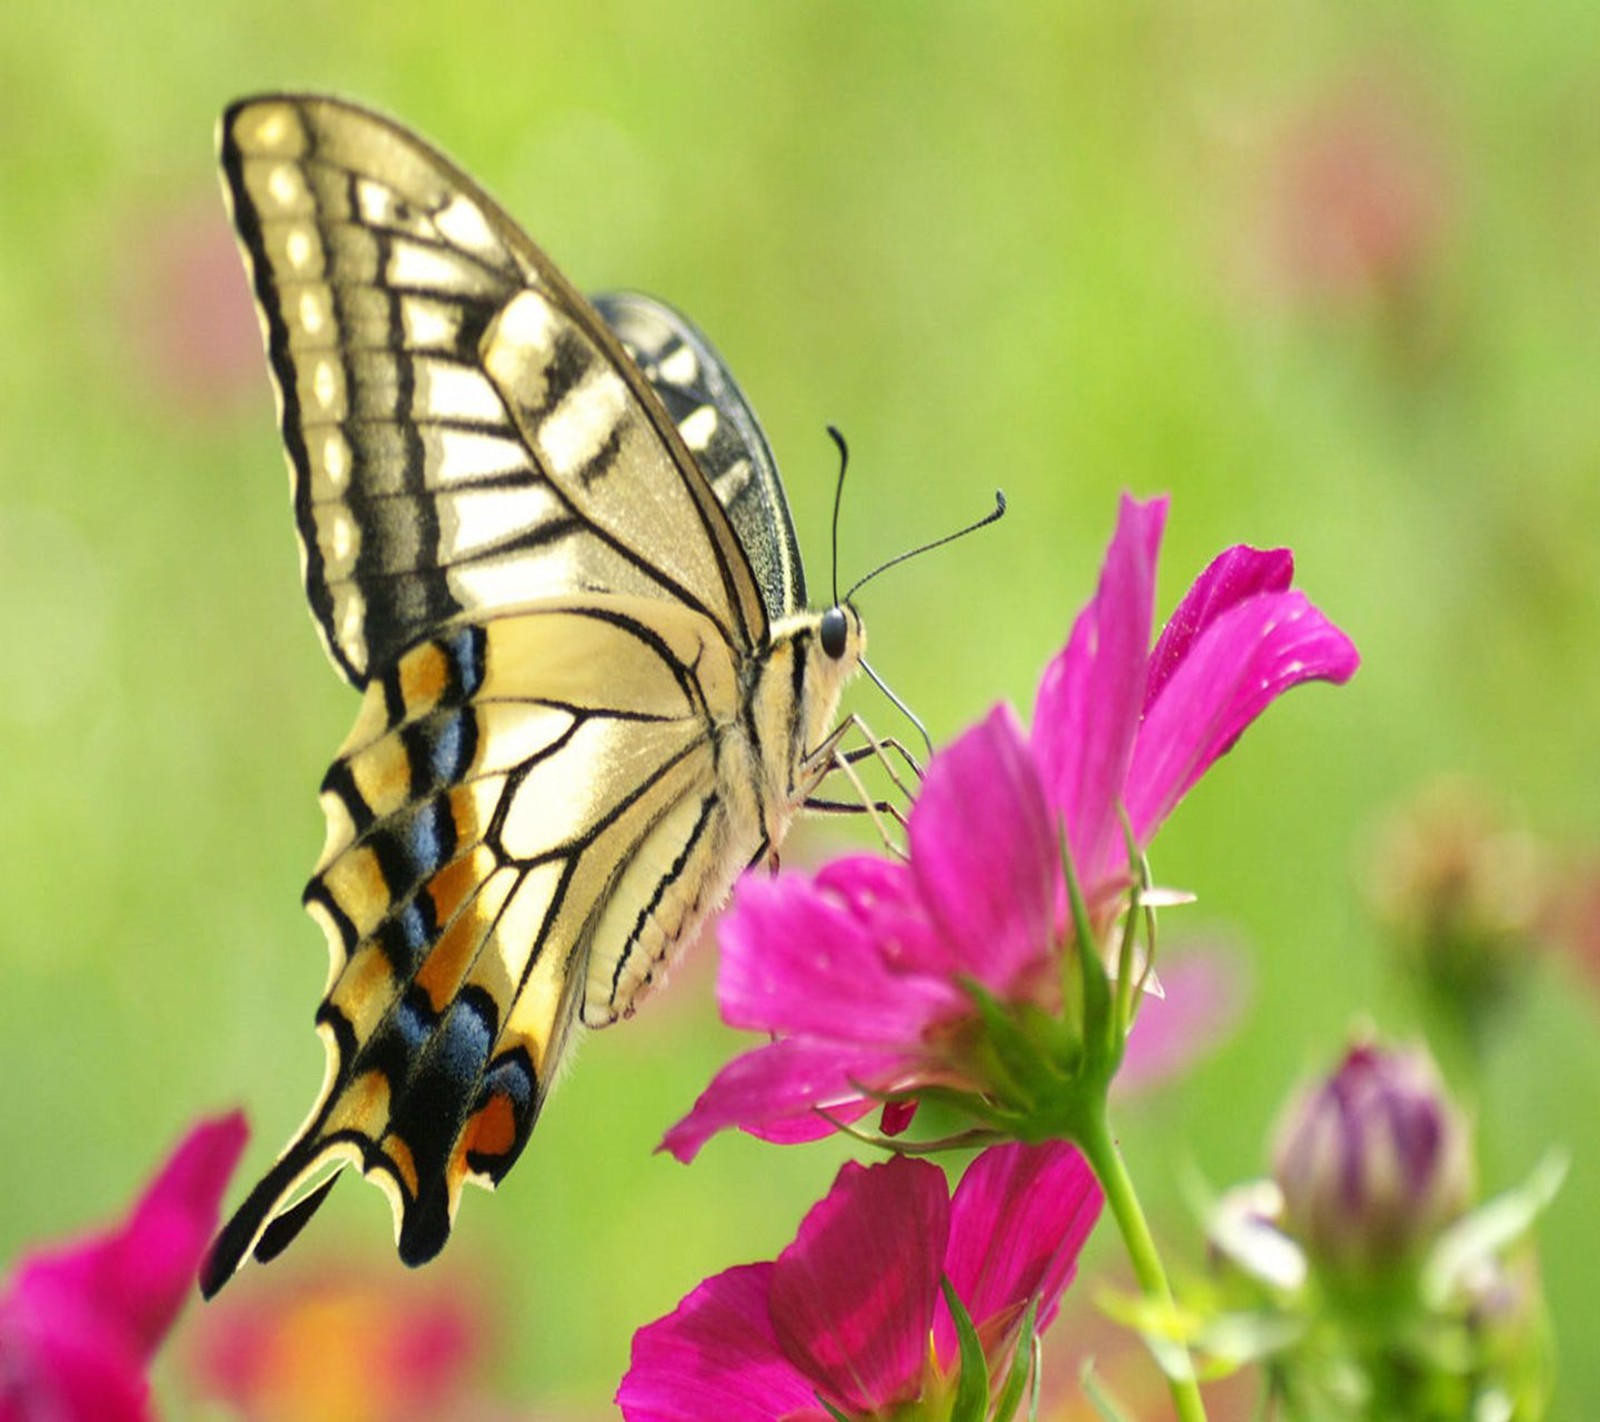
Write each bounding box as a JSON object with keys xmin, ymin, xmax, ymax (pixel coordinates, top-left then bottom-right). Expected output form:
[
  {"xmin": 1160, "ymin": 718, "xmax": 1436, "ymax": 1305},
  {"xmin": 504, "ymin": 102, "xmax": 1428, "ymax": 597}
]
[
  {"xmin": 401, "ymin": 297, "xmax": 460, "ymax": 350},
  {"xmin": 537, "ymin": 367, "xmax": 629, "ymax": 479},
  {"xmin": 356, "ymin": 178, "xmax": 398, "ymax": 227},
  {"xmin": 434, "ymin": 196, "xmax": 499, "ymax": 259},
  {"xmin": 483, "ymin": 291, "xmax": 561, "ymax": 412},
  {"xmin": 250, "ymin": 107, "xmax": 294, "ymax": 151},
  {"xmin": 388, "ymin": 240, "xmax": 478, "ymax": 294},
  {"xmin": 285, "ymin": 227, "xmax": 315, "ymax": 272},
  {"xmin": 321, "ymin": 431, "xmax": 351, "ymax": 491},
  {"xmin": 337, "ymin": 591, "xmax": 367, "ymax": 664},
  {"xmin": 298, "ymin": 288, "xmax": 328, "ymax": 337},
  {"xmin": 331, "ymin": 510, "xmax": 354, "ymax": 562},
  {"xmin": 430, "ymin": 428, "xmax": 532, "ymax": 486},
  {"xmin": 313, "ymin": 358, "xmax": 340, "ymax": 411},
  {"xmin": 679, "ymin": 404, "xmax": 718, "ymax": 452},
  {"xmin": 659, "ymin": 345, "xmax": 698, "ymax": 384},
  {"xmin": 267, "ymin": 165, "xmax": 305, "ymax": 210}
]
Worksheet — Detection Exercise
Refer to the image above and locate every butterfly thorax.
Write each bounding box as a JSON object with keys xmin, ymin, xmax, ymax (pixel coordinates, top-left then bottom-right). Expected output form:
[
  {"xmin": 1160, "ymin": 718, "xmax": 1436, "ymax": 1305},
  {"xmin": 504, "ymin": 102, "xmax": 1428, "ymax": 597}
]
[{"xmin": 743, "ymin": 604, "xmax": 866, "ymax": 847}]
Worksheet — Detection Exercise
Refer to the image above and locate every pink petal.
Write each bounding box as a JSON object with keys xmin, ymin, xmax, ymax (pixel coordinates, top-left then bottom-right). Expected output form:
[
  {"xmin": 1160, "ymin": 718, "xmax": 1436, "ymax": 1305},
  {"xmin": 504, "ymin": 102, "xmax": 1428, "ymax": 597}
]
[
  {"xmin": 1145, "ymin": 546, "xmax": 1295, "ymax": 709},
  {"xmin": 0, "ymin": 1300, "xmax": 149, "ymax": 1422},
  {"xmin": 934, "ymin": 1143, "xmax": 1102, "ymax": 1364},
  {"xmin": 909, "ymin": 706, "xmax": 1061, "ymax": 991},
  {"xmin": 8, "ymin": 1113, "xmax": 247, "ymax": 1358},
  {"xmin": 659, "ymin": 1040, "xmax": 909, "ymax": 1163},
  {"xmin": 814, "ymin": 856, "xmax": 953, "ymax": 979},
  {"xmin": 717, "ymin": 875, "xmax": 964, "ymax": 1040},
  {"xmin": 618, "ymin": 1263, "xmax": 823, "ymax": 1422},
  {"xmin": 769, "ymin": 1157, "xmax": 948, "ymax": 1412},
  {"xmin": 1125, "ymin": 590, "xmax": 1359, "ymax": 844},
  {"xmin": 1116, "ymin": 946, "xmax": 1250, "ymax": 1093},
  {"xmin": 1032, "ymin": 496, "xmax": 1167, "ymax": 884},
  {"xmin": 0, "ymin": 1113, "xmax": 247, "ymax": 1422}
]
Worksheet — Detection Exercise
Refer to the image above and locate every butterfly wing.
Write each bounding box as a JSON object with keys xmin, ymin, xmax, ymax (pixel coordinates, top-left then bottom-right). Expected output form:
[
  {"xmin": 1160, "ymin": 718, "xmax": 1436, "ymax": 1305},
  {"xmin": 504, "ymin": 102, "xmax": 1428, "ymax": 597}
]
[
  {"xmin": 203, "ymin": 595, "xmax": 755, "ymax": 1289},
  {"xmin": 218, "ymin": 93, "xmax": 768, "ymax": 682},
  {"xmin": 206, "ymin": 95, "xmax": 817, "ymax": 1292}
]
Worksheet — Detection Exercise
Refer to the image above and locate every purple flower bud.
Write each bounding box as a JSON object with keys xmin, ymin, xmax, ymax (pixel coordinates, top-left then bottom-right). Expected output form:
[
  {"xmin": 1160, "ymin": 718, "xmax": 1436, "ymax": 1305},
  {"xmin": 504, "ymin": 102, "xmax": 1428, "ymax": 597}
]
[{"xmin": 1272, "ymin": 1041, "xmax": 1473, "ymax": 1280}]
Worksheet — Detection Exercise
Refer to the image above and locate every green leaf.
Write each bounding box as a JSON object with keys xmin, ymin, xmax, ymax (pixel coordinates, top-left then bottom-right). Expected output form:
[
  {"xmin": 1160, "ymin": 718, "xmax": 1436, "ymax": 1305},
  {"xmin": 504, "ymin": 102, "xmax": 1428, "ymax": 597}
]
[
  {"xmin": 814, "ymin": 1395, "xmax": 853, "ymax": 1422},
  {"xmin": 990, "ymin": 1297, "xmax": 1039, "ymax": 1422},
  {"xmin": 1422, "ymin": 1151, "xmax": 1568, "ymax": 1308},
  {"xmin": 941, "ymin": 1277, "xmax": 992, "ymax": 1422}
]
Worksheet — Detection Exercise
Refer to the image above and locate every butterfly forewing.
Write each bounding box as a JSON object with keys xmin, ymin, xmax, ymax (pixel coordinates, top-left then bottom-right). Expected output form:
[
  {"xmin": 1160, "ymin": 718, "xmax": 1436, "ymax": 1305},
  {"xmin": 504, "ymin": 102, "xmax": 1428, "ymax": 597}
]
[{"xmin": 219, "ymin": 94, "xmax": 766, "ymax": 682}]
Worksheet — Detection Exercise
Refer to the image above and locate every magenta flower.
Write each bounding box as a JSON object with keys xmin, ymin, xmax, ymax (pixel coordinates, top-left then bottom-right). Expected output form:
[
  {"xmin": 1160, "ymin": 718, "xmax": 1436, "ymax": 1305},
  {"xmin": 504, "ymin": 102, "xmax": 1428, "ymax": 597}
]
[
  {"xmin": 0, "ymin": 1112, "xmax": 248, "ymax": 1422},
  {"xmin": 618, "ymin": 1142, "xmax": 1101, "ymax": 1421},
  {"xmin": 663, "ymin": 495, "xmax": 1358, "ymax": 1161}
]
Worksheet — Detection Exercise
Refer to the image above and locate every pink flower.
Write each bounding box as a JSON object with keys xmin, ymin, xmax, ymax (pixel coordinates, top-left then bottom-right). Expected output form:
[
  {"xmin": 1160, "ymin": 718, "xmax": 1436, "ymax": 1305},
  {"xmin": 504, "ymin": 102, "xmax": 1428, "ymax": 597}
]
[
  {"xmin": 617, "ymin": 1142, "xmax": 1101, "ymax": 1421},
  {"xmin": 663, "ymin": 496, "xmax": 1358, "ymax": 1161},
  {"xmin": 0, "ymin": 1113, "xmax": 248, "ymax": 1422}
]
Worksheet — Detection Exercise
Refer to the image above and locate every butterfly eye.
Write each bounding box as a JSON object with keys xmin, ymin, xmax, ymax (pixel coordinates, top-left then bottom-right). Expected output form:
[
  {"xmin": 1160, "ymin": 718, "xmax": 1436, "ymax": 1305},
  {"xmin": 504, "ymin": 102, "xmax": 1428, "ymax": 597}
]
[{"xmin": 820, "ymin": 606, "xmax": 849, "ymax": 659}]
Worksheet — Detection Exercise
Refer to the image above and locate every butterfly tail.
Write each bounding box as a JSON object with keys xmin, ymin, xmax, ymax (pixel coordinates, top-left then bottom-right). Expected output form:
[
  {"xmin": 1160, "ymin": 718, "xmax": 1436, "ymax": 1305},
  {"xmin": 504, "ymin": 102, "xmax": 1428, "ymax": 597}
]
[{"xmin": 198, "ymin": 1133, "xmax": 348, "ymax": 1298}]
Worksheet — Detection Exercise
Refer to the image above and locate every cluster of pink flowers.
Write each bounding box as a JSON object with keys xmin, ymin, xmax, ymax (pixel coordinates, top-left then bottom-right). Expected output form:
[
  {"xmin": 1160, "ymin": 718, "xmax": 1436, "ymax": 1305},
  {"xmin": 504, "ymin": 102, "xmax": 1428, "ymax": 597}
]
[{"xmin": 622, "ymin": 495, "xmax": 1358, "ymax": 1419}]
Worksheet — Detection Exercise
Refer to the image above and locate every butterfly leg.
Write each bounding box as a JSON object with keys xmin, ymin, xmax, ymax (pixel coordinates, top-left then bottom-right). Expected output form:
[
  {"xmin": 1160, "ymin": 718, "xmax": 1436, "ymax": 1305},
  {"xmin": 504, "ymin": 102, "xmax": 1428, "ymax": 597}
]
[{"xmin": 799, "ymin": 713, "xmax": 915, "ymax": 859}]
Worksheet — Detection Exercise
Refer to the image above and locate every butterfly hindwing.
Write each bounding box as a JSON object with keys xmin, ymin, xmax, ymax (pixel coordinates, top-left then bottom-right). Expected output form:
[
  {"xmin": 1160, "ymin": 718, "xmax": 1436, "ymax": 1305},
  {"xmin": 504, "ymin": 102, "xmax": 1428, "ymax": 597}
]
[
  {"xmin": 593, "ymin": 291, "xmax": 807, "ymax": 621},
  {"xmin": 219, "ymin": 94, "xmax": 768, "ymax": 683},
  {"xmin": 205, "ymin": 596, "xmax": 751, "ymax": 1279}
]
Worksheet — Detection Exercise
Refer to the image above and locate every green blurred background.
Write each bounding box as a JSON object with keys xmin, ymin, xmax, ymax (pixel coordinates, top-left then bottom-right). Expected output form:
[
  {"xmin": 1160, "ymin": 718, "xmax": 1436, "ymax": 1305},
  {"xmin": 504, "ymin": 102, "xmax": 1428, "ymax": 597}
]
[{"xmin": 4, "ymin": 1, "xmax": 1599, "ymax": 1417}]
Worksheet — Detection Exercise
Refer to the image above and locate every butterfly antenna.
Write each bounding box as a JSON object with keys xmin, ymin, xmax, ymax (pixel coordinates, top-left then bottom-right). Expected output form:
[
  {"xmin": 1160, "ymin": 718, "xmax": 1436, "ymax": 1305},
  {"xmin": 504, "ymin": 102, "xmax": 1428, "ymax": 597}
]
[
  {"xmin": 861, "ymin": 656, "xmax": 934, "ymax": 759},
  {"xmin": 843, "ymin": 490, "xmax": 1007, "ymax": 604},
  {"xmin": 827, "ymin": 425, "xmax": 849, "ymax": 608}
]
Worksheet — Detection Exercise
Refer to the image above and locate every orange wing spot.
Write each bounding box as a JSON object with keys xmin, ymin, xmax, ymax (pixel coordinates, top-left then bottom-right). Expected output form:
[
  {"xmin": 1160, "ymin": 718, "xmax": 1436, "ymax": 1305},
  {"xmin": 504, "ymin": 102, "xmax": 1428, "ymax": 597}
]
[
  {"xmin": 426, "ymin": 844, "xmax": 493, "ymax": 928},
  {"xmin": 328, "ymin": 944, "xmax": 399, "ymax": 1041},
  {"xmin": 398, "ymin": 640, "xmax": 451, "ymax": 715},
  {"xmin": 327, "ymin": 1068, "xmax": 391, "ymax": 1136},
  {"xmin": 349, "ymin": 733, "xmax": 415, "ymax": 821},
  {"xmin": 414, "ymin": 895, "xmax": 490, "ymax": 1011},
  {"xmin": 414, "ymin": 861, "xmax": 516, "ymax": 1008},
  {"xmin": 383, "ymin": 1135, "xmax": 420, "ymax": 1199},
  {"xmin": 321, "ymin": 845, "xmax": 392, "ymax": 938},
  {"xmin": 463, "ymin": 1092, "xmax": 517, "ymax": 1164}
]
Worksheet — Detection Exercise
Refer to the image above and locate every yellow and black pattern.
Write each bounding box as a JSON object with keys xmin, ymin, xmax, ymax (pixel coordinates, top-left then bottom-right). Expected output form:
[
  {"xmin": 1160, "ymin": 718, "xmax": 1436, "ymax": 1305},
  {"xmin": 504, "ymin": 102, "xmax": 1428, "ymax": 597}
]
[
  {"xmin": 205, "ymin": 597, "xmax": 754, "ymax": 1280},
  {"xmin": 218, "ymin": 94, "xmax": 770, "ymax": 683},
  {"xmin": 593, "ymin": 291, "xmax": 807, "ymax": 621},
  {"xmin": 204, "ymin": 94, "xmax": 868, "ymax": 1294}
]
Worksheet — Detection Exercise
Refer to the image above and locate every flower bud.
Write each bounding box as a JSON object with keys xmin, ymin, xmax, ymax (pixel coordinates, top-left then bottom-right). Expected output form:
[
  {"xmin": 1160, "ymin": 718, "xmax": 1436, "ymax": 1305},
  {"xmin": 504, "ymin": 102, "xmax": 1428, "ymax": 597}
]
[
  {"xmin": 1272, "ymin": 1040, "xmax": 1473, "ymax": 1282},
  {"xmin": 1365, "ymin": 781, "xmax": 1547, "ymax": 1041}
]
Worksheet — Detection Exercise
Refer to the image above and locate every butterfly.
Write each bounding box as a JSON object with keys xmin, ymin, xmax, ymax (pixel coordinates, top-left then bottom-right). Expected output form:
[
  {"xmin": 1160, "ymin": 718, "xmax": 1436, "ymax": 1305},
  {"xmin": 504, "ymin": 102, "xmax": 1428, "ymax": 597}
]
[{"xmin": 200, "ymin": 93, "xmax": 869, "ymax": 1295}]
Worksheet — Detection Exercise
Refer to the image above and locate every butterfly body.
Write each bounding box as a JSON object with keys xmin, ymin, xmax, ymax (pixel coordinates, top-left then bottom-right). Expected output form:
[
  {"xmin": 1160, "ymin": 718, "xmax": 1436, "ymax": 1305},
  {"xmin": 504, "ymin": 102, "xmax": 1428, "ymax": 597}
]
[{"xmin": 202, "ymin": 94, "xmax": 862, "ymax": 1293}]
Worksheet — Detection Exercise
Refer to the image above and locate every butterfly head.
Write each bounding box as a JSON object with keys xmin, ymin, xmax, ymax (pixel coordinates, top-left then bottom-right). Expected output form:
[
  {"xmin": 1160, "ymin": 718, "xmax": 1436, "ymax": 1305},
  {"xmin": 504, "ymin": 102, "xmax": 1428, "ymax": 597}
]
[{"xmin": 819, "ymin": 602, "xmax": 858, "ymax": 662}]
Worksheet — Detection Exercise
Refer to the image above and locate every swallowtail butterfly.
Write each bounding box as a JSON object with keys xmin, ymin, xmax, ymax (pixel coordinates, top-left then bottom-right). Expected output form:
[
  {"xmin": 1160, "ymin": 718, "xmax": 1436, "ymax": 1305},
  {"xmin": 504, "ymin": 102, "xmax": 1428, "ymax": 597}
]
[{"xmin": 201, "ymin": 94, "xmax": 865, "ymax": 1293}]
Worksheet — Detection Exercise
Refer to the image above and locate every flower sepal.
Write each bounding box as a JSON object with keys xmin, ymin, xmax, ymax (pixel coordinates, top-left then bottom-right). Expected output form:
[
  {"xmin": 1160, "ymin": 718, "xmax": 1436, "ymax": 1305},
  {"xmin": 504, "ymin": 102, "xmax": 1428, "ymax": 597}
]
[
  {"xmin": 988, "ymin": 1297, "xmax": 1041, "ymax": 1422},
  {"xmin": 943, "ymin": 1278, "xmax": 993, "ymax": 1422},
  {"xmin": 1420, "ymin": 1150, "xmax": 1566, "ymax": 1311}
]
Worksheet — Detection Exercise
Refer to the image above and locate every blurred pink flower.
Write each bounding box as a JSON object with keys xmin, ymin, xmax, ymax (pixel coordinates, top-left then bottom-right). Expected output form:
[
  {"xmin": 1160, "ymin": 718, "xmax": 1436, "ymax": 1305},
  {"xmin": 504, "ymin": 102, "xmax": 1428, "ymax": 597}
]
[
  {"xmin": 116, "ymin": 195, "xmax": 263, "ymax": 412},
  {"xmin": 618, "ymin": 1142, "xmax": 1101, "ymax": 1421},
  {"xmin": 1115, "ymin": 943, "xmax": 1249, "ymax": 1093},
  {"xmin": 188, "ymin": 1266, "xmax": 484, "ymax": 1422},
  {"xmin": 1265, "ymin": 79, "xmax": 1451, "ymax": 308},
  {"xmin": 0, "ymin": 1112, "xmax": 248, "ymax": 1422},
  {"xmin": 663, "ymin": 496, "xmax": 1358, "ymax": 1161}
]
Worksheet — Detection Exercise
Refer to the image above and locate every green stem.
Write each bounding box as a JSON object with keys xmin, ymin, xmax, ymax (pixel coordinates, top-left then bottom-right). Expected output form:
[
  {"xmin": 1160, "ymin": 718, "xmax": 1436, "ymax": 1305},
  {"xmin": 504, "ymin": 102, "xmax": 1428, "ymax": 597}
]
[{"xmin": 1074, "ymin": 1101, "xmax": 1208, "ymax": 1422}]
